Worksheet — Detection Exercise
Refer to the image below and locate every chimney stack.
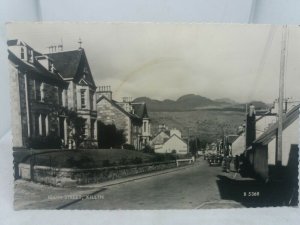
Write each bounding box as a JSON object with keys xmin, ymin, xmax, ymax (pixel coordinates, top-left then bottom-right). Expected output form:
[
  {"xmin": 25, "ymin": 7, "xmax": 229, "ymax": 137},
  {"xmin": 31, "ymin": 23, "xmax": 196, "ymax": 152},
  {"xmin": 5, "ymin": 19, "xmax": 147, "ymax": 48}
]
[{"xmin": 96, "ymin": 85, "xmax": 112, "ymax": 101}]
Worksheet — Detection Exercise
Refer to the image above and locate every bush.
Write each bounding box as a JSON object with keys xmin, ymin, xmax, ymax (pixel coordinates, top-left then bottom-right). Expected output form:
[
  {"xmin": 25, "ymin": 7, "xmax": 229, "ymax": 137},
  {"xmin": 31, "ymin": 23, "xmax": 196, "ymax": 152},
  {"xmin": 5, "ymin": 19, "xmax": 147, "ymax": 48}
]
[
  {"xmin": 98, "ymin": 122, "xmax": 126, "ymax": 148},
  {"xmin": 130, "ymin": 157, "xmax": 143, "ymax": 164},
  {"xmin": 26, "ymin": 134, "xmax": 62, "ymax": 149},
  {"xmin": 123, "ymin": 144, "xmax": 135, "ymax": 150},
  {"xmin": 119, "ymin": 157, "xmax": 129, "ymax": 165},
  {"xmin": 65, "ymin": 155, "xmax": 96, "ymax": 169},
  {"xmin": 102, "ymin": 159, "xmax": 111, "ymax": 167},
  {"xmin": 142, "ymin": 145, "xmax": 154, "ymax": 154},
  {"xmin": 79, "ymin": 140, "xmax": 98, "ymax": 149},
  {"xmin": 151, "ymin": 153, "xmax": 176, "ymax": 162}
]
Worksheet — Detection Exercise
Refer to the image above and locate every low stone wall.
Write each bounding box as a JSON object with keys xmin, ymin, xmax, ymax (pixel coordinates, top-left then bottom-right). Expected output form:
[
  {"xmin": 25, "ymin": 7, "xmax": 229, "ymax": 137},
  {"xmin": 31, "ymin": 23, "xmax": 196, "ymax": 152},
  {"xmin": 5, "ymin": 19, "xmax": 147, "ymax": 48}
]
[{"xmin": 18, "ymin": 161, "xmax": 179, "ymax": 187}]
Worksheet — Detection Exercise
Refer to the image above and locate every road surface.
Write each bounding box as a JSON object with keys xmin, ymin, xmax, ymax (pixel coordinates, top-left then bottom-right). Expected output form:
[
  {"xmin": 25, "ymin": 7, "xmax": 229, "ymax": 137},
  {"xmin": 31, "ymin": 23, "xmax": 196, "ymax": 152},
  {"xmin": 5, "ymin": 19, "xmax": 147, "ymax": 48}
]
[
  {"xmin": 59, "ymin": 159, "xmax": 243, "ymax": 209},
  {"xmin": 16, "ymin": 158, "xmax": 293, "ymax": 210}
]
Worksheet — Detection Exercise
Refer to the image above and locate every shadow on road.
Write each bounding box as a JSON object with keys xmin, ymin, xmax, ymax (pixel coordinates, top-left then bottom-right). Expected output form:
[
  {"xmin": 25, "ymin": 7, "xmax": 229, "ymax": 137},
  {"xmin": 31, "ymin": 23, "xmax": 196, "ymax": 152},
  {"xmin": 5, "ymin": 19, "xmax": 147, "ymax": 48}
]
[{"xmin": 216, "ymin": 174, "xmax": 298, "ymax": 207}]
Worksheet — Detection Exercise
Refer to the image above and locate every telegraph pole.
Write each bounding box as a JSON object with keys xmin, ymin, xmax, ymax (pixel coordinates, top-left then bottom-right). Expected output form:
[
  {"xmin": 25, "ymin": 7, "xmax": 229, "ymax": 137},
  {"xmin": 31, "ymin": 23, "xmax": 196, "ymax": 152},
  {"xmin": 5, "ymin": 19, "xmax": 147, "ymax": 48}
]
[{"xmin": 277, "ymin": 25, "xmax": 288, "ymax": 166}]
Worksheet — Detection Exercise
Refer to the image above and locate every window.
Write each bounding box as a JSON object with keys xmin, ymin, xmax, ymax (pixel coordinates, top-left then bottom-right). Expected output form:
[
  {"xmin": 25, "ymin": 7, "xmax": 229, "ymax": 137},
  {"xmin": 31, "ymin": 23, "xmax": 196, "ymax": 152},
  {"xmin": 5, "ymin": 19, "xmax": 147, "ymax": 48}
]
[
  {"xmin": 91, "ymin": 119, "xmax": 95, "ymax": 139},
  {"xmin": 58, "ymin": 88, "xmax": 63, "ymax": 105},
  {"xmin": 143, "ymin": 121, "xmax": 147, "ymax": 133},
  {"xmin": 41, "ymin": 114, "xmax": 46, "ymax": 136},
  {"xmin": 80, "ymin": 89, "xmax": 86, "ymax": 109},
  {"xmin": 35, "ymin": 81, "xmax": 41, "ymax": 101},
  {"xmin": 49, "ymin": 62, "xmax": 55, "ymax": 72},
  {"xmin": 35, "ymin": 81, "xmax": 45, "ymax": 102},
  {"xmin": 90, "ymin": 90, "xmax": 94, "ymax": 110},
  {"xmin": 34, "ymin": 114, "xmax": 39, "ymax": 136},
  {"xmin": 20, "ymin": 47, "xmax": 24, "ymax": 59}
]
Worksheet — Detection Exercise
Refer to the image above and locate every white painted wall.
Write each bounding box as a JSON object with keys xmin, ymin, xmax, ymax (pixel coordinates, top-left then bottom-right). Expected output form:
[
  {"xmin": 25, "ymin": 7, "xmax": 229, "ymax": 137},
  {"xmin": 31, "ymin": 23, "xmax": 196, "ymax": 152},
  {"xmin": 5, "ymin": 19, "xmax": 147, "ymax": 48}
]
[
  {"xmin": 232, "ymin": 133, "xmax": 246, "ymax": 156},
  {"xmin": 170, "ymin": 129, "xmax": 181, "ymax": 138},
  {"xmin": 256, "ymin": 115, "xmax": 277, "ymax": 139},
  {"xmin": 161, "ymin": 135, "xmax": 187, "ymax": 155},
  {"xmin": 268, "ymin": 117, "xmax": 299, "ymax": 166}
]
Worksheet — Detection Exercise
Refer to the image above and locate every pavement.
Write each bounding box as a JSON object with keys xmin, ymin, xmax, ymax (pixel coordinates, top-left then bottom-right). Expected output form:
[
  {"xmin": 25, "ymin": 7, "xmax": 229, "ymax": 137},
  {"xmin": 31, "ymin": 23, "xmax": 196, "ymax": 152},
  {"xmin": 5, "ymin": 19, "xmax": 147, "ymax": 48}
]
[{"xmin": 14, "ymin": 158, "xmax": 294, "ymax": 210}]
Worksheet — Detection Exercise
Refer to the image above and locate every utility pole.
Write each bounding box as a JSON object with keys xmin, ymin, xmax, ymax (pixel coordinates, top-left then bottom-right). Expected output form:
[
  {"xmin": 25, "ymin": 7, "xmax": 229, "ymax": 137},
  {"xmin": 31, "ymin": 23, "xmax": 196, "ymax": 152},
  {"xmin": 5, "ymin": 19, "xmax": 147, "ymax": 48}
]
[
  {"xmin": 277, "ymin": 25, "xmax": 288, "ymax": 166},
  {"xmin": 245, "ymin": 103, "xmax": 248, "ymax": 151},
  {"xmin": 187, "ymin": 128, "xmax": 190, "ymax": 153}
]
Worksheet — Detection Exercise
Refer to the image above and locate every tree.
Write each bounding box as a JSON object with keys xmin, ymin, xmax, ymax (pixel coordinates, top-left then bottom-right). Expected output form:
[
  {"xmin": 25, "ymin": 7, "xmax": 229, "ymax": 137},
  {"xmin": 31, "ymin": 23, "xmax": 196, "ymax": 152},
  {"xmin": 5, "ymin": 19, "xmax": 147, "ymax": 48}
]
[
  {"xmin": 189, "ymin": 139, "xmax": 198, "ymax": 156},
  {"xmin": 97, "ymin": 121, "xmax": 126, "ymax": 148},
  {"xmin": 67, "ymin": 110, "xmax": 86, "ymax": 148},
  {"xmin": 46, "ymin": 104, "xmax": 87, "ymax": 149}
]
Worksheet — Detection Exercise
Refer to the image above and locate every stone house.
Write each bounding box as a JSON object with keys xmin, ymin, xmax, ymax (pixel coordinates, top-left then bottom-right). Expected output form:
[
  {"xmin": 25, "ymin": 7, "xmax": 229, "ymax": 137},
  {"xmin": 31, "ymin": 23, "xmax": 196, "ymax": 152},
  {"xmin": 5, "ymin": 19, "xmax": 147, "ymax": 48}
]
[
  {"xmin": 8, "ymin": 39, "xmax": 151, "ymax": 150},
  {"xmin": 96, "ymin": 87, "xmax": 151, "ymax": 150},
  {"xmin": 46, "ymin": 48, "xmax": 97, "ymax": 147},
  {"xmin": 8, "ymin": 39, "xmax": 97, "ymax": 148}
]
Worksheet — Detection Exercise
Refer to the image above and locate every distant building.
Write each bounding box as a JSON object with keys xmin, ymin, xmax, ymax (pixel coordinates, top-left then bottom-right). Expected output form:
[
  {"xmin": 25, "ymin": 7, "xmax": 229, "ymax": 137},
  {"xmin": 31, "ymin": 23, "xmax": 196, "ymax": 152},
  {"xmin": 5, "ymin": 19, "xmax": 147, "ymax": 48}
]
[
  {"xmin": 96, "ymin": 87, "xmax": 151, "ymax": 150},
  {"xmin": 152, "ymin": 129, "xmax": 188, "ymax": 155},
  {"xmin": 232, "ymin": 133, "xmax": 246, "ymax": 156},
  {"xmin": 151, "ymin": 130, "xmax": 170, "ymax": 151}
]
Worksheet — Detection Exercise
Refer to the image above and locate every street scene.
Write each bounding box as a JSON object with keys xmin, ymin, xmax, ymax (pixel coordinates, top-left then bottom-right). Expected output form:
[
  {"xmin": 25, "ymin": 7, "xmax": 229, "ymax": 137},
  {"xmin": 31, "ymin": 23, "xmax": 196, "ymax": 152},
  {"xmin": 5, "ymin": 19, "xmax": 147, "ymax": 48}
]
[
  {"xmin": 7, "ymin": 23, "xmax": 299, "ymax": 209},
  {"xmin": 14, "ymin": 158, "xmax": 295, "ymax": 210}
]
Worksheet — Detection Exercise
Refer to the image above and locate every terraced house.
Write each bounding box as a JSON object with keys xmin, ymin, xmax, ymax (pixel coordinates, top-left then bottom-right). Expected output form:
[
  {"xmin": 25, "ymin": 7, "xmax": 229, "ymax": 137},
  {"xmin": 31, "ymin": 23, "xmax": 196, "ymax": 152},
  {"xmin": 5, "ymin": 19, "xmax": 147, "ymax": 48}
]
[
  {"xmin": 96, "ymin": 87, "xmax": 151, "ymax": 150},
  {"xmin": 8, "ymin": 39, "xmax": 151, "ymax": 150},
  {"xmin": 8, "ymin": 39, "xmax": 97, "ymax": 149}
]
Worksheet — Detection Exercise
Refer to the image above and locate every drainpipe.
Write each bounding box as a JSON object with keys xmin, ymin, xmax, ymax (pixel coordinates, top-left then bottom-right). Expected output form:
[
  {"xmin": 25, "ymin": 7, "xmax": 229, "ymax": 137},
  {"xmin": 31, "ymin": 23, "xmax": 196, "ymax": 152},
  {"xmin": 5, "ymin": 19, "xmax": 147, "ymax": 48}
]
[{"xmin": 24, "ymin": 73, "xmax": 31, "ymax": 137}]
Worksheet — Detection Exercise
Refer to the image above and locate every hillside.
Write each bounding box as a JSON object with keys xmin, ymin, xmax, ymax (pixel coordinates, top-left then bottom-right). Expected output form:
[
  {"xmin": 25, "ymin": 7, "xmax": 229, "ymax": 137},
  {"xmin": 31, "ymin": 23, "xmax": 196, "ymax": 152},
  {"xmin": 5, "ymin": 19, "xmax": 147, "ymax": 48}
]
[
  {"xmin": 134, "ymin": 94, "xmax": 269, "ymax": 112},
  {"xmin": 148, "ymin": 110, "xmax": 245, "ymax": 142},
  {"xmin": 134, "ymin": 94, "xmax": 269, "ymax": 142},
  {"xmin": 134, "ymin": 94, "xmax": 221, "ymax": 112}
]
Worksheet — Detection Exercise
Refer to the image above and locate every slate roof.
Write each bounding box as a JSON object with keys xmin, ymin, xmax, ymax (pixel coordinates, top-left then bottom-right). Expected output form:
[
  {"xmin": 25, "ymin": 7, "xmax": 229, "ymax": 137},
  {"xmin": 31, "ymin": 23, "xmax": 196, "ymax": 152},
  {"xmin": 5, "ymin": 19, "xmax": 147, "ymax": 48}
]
[
  {"xmin": 253, "ymin": 104, "xmax": 300, "ymax": 145},
  {"xmin": 46, "ymin": 49, "xmax": 96, "ymax": 87},
  {"xmin": 151, "ymin": 131, "xmax": 170, "ymax": 145},
  {"xmin": 226, "ymin": 135, "xmax": 239, "ymax": 145},
  {"xmin": 8, "ymin": 49, "xmax": 66, "ymax": 85},
  {"xmin": 7, "ymin": 39, "xmax": 23, "ymax": 46},
  {"xmin": 131, "ymin": 102, "xmax": 149, "ymax": 118},
  {"xmin": 46, "ymin": 50, "xmax": 83, "ymax": 79}
]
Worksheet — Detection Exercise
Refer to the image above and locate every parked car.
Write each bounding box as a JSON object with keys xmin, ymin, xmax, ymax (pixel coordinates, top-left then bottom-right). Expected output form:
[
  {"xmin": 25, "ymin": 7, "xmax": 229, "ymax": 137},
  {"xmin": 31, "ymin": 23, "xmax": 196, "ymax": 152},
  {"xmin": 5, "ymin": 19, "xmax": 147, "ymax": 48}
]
[
  {"xmin": 207, "ymin": 154, "xmax": 223, "ymax": 166},
  {"xmin": 204, "ymin": 149, "xmax": 216, "ymax": 160}
]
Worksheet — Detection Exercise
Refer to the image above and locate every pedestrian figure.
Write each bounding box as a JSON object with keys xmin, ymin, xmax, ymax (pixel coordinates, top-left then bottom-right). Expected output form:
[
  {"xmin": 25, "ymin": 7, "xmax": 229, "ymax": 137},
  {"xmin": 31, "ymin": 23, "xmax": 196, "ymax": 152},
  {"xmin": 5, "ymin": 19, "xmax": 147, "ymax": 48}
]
[{"xmin": 234, "ymin": 155, "xmax": 240, "ymax": 172}]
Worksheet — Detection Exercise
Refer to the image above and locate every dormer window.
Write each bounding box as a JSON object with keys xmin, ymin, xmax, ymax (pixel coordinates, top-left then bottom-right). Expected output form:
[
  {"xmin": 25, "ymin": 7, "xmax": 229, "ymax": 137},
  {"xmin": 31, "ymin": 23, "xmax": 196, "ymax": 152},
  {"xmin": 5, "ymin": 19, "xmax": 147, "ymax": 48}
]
[
  {"xmin": 28, "ymin": 49, "xmax": 34, "ymax": 62},
  {"xmin": 20, "ymin": 47, "xmax": 24, "ymax": 59},
  {"xmin": 48, "ymin": 61, "xmax": 54, "ymax": 72}
]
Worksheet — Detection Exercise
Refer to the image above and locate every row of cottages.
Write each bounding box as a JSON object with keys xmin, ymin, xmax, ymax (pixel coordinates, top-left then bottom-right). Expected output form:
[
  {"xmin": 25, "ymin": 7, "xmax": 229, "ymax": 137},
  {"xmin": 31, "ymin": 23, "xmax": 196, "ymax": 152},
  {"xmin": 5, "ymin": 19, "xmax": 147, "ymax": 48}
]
[
  {"xmin": 250, "ymin": 104, "xmax": 299, "ymax": 181},
  {"xmin": 151, "ymin": 128, "xmax": 188, "ymax": 155},
  {"xmin": 232, "ymin": 100, "xmax": 299, "ymax": 182},
  {"xmin": 8, "ymin": 39, "xmax": 151, "ymax": 150},
  {"xmin": 96, "ymin": 88, "xmax": 151, "ymax": 150}
]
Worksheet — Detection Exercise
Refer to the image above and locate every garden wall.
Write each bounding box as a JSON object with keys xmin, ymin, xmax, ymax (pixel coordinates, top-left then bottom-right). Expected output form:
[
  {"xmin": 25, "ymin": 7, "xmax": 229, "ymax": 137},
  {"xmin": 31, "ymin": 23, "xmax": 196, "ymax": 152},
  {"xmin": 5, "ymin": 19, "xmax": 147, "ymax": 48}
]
[{"xmin": 18, "ymin": 161, "xmax": 182, "ymax": 187}]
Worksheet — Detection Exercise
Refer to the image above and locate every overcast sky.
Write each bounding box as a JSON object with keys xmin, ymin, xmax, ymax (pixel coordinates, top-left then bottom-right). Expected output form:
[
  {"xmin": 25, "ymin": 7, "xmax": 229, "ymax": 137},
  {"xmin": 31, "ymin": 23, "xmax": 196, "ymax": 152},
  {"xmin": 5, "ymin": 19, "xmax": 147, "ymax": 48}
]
[{"xmin": 6, "ymin": 23, "xmax": 300, "ymax": 103}]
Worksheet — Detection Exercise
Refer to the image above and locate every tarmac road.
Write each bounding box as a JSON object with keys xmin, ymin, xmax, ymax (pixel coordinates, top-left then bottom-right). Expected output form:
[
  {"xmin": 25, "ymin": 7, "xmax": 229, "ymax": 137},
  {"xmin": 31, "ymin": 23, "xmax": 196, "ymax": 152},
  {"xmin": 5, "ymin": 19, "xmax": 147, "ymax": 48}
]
[
  {"xmin": 61, "ymin": 159, "xmax": 243, "ymax": 210},
  {"xmin": 16, "ymin": 158, "xmax": 293, "ymax": 210}
]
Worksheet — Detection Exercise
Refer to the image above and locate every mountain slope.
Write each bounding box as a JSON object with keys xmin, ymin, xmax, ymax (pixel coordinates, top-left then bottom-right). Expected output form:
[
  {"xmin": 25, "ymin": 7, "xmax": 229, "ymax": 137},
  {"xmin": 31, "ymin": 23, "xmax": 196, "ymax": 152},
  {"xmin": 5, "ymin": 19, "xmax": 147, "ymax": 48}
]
[
  {"xmin": 134, "ymin": 95, "xmax": 269, "ymax": 112},
  {"xmin": 134, "ymin": 94, "xmax": 220, "ymax": 111}
]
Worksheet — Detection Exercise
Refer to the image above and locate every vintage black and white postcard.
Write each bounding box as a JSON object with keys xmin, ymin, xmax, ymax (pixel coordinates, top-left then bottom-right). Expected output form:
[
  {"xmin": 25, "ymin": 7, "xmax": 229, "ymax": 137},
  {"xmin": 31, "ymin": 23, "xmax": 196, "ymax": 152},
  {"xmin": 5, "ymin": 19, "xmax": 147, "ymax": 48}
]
[{"xmin": 6, "ymin": 22, "xmax": 299, "ymax": 210}]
